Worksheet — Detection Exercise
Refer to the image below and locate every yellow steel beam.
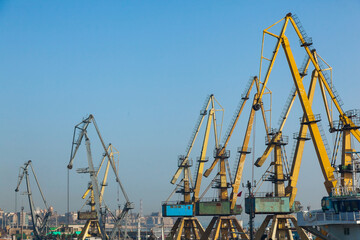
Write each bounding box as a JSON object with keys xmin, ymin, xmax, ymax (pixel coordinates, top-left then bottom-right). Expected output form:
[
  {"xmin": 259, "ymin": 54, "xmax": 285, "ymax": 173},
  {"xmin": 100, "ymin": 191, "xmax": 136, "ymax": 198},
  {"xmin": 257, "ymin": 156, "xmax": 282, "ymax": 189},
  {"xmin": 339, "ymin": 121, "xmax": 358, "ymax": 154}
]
[
  {"xmin": 171, "ymin": 96, "xmax": 212, "ymax": 184},
  {"xmin": 220, "ymin": 157, "xmax": 228, "ymax": 200},
  {"xmin": 184, "ymin": 167, "xmax": 191, "ymax": 203},
  {"xmin": 255, "ymin": 14, "xmax": 291, "ymax": 110},
  {"xmin": 274, "ymin": 145, "xmax": 285, "ymax": 197},
  {"xmin": 342, "ymin": 130, "xmax": 354, "ymax": 187},
  {"xmin": 213, "ymin": 218, "xmax": 222, "ymax": 240},
  {"xmin": 230, "ymin": 95, "xmax": 257, "ymax": 209},
  {"xmin": 279, "ymin": 56, "xmax": 311, "ymax": 132},
  {"xmin": 255, "ymin": 56, "xmax": 311, "ymax": 168},
  {"xmin": 82, "ymin": 188, "xmax": 91, "ymax": 200},
  {"xmin": 315, "ymin": 52, "xmax": 333, "ymax": 129},
  {"xmin": 176, "ymin": 218, "xmax": 185, "ymax": 240},
  {"xmin": 281, "ymin": 35, "xmax": 336, "ymax": 193},
  {"xmin": 286, "ymin": 70, "xmax": 318, "ymax": 207},
  {"xmin": 289, "ymin": 16, "xmax": 360, "ymax": 142},
  {"xmin": 99, "ymin": 149, "xmax": 112, "ymax": 204},
  {"xmin": 269, "ymin": 216, "xmax": 278, "ymax": 240},
  {"xmin": 82, "ymin": 145, "xmax": 111, "ymax": 200},
  {"xmin": 255, "ymin": 133, "xmax": 281, "ymax": 167},
  {"xmin": 204, "ymin": 77, "xmax": 257, "ymax": 178},
  {"xmin": 193, "ymin": 108, "xmax": 215, "ymax": 201}
]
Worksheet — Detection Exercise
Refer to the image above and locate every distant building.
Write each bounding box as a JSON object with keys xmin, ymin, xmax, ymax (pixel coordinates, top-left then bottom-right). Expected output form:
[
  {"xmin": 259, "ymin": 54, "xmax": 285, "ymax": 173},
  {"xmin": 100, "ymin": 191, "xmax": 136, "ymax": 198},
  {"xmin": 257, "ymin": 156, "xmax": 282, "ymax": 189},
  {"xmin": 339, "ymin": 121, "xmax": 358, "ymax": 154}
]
[
  {"xmin": 65, "ymin": 212, "xmax": 78, "ymax": 223},
  {"xmin": 17, "ymin": 211, "xmax": 28, "ymax": 227}
]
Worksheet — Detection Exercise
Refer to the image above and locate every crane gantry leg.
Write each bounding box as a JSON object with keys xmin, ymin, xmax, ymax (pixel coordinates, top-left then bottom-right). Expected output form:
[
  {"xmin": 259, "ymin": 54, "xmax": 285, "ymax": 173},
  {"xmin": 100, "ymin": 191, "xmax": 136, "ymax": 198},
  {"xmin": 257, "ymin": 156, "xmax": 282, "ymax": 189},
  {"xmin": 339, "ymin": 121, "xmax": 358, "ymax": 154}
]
[
  {"xmin": 200, "ymin": 216, "xmax": 249, "ymax": 240},
  {"xmin": 166, "ymin": 217, "xmax": 204, "ymax": 240}
]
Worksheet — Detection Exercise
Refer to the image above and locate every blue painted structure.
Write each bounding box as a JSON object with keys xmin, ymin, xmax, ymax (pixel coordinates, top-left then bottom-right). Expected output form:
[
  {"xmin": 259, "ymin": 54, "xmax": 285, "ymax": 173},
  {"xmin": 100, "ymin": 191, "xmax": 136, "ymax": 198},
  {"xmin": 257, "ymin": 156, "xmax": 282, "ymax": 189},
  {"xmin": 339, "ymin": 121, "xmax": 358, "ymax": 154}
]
[{"xmin": 162, "ymin": 203, "xmax": 194, "ymax": 217}]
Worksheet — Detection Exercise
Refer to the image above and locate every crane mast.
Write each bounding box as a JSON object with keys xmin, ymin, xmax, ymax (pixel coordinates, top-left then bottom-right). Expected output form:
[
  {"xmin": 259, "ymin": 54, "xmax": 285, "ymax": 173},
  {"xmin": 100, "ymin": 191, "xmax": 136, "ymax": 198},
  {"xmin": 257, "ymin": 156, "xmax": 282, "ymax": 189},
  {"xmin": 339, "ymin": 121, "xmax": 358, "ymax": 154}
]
[{"xmin": 15, "ymin": 160, "xmax": 52, "ymax": 240}]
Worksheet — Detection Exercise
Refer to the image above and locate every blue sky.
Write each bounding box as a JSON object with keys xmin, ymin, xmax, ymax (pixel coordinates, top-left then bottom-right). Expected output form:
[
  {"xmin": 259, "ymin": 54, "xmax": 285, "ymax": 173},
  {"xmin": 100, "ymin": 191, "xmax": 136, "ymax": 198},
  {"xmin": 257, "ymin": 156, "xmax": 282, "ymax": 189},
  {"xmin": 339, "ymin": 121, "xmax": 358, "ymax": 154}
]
[{"xmin": 1, "ymin": 0, "xmax": 360, "ymax": 223}]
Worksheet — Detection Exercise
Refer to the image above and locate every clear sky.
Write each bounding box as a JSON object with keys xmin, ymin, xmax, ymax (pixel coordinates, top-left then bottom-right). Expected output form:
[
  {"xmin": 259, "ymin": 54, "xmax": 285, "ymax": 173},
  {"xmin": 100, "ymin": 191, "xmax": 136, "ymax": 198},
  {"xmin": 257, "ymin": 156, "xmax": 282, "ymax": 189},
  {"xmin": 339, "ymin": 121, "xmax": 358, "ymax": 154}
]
[{"xmin": 1, "ymin": 0, "xmax": 360, "ymax": 222}]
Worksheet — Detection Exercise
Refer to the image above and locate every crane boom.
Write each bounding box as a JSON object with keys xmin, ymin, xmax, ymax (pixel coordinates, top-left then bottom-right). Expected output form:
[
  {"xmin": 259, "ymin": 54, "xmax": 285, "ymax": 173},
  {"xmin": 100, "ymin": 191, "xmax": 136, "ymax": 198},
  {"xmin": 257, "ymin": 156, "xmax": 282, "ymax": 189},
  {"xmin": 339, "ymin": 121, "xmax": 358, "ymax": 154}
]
[
  {"xmin": 229, "ymin": 94, "xmax": 257, "ymax": 210},
  {"xmin": 170, "ymin": 95, "xmax": 213, "ymax": 185},
  {"xmin": 204, "ymin": 77, "xmax": 258, "ymax": 178},
  {"xmin": 193, "ymin": 102, "xmax": 219, "ymax": 202},
  {"xmin": 68, "ymin": 118, "xmax": 92, "ymax": 169}
]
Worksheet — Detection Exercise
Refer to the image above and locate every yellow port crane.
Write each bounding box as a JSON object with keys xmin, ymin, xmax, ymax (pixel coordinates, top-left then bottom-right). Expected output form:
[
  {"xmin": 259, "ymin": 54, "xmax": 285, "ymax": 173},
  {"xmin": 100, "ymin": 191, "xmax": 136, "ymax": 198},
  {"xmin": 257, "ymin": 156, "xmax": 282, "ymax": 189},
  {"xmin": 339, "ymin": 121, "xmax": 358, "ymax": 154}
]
[
  {"xmin": 199, "ymin": 76, "xmax": 270, "ymax": 240},
  {"xmin": 248, "ymin": 13, "xmax": 360, "ymax": 239},
  {"xmin": 15, "ymin": 160, "xmax": 53, "ymax": 240},
  {"xmin": 163, "ymin": 94, "xmax": 224, "ymax": 239},
  {"xmin": 67, "ymin": 114, "xmax": 134, "ymax": 240},
  {"xmin": 253, "ymin": 12, "xmax": 360, "ymax": 194},
  {"xmin": 250, "ymin": 55, "xmax": 315, "ymax": 240}
]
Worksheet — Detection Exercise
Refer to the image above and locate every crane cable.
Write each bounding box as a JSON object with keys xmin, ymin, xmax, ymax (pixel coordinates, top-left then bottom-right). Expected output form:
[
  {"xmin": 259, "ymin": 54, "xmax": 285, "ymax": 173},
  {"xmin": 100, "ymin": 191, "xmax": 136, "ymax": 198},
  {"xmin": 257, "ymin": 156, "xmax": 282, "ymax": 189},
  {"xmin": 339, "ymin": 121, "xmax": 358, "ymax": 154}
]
[
  {"xmin": 252, "ymin": 110, "xmax": 256, "ymax": 184},
  {"xmin": 67, "ymin": 168, "xmax": 70, "ymax": 226}
]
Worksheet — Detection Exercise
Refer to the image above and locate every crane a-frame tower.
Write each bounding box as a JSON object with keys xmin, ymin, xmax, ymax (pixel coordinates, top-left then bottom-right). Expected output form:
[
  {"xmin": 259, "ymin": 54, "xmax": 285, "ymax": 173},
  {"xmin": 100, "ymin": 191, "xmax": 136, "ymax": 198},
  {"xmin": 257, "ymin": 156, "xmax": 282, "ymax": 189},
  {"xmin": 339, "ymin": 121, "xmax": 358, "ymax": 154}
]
[{"xmin": 246, "ymin": 13, "xmax": 360, "ymax": 239}]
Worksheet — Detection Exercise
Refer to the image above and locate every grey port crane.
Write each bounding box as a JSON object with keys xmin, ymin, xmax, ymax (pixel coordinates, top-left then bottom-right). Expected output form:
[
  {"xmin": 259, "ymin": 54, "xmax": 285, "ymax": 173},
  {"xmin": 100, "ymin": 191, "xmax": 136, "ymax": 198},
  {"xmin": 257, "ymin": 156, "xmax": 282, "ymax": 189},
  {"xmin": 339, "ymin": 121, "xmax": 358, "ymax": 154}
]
[
  {"xmin": 15, "ymin": 160, "xmax": 53, "ymax": 240},
  {"xmin": 67, "ymin": 114, "xmax": 134, "ymax": 240},
  {"xmin": 76, "ymin": 144, "xmax": 120, "ymax": 240}
]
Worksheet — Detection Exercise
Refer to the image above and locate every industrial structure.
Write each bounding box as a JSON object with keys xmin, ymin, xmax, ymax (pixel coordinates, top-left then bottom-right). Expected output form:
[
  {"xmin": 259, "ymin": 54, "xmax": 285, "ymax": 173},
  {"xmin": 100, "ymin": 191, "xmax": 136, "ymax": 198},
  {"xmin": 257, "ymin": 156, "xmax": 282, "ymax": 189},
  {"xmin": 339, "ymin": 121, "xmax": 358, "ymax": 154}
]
[
  {"xmin": 163, "ymin": 94, "xmax": 224, "ymax": 239},
  {"xmin": 67, "ymin": 114, "xmax": 134, "ymax": 240},
  {"xmin": 200, "ymin": 76, "xmax": 270, "ymax": 240},
  {"xmin": 76, "ymin": 144, "xmax": 121, "ymax": 240},
  {"xmin": 15, "ymin": 160, "xmax": 53, "ymax": 240},
  {"xmin": 245, "ymin": 12, "xmax": 360, "ymax": 239}
]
